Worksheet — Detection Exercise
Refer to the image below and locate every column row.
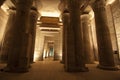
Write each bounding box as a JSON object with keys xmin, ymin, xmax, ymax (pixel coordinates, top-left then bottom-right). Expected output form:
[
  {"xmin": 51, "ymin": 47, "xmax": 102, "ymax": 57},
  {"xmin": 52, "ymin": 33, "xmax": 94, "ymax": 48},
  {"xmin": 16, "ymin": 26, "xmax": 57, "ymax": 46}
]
[
  {"xmin": 1, "ymin": 0, "xmax": 38, "ymax": 72},
  {"xmin": 61, "ymin": 0, "xmax": 119, "ymax": 72},
  {"xmin": 62, "ymin": 0, "xmax": 88, "ymax": 72}
]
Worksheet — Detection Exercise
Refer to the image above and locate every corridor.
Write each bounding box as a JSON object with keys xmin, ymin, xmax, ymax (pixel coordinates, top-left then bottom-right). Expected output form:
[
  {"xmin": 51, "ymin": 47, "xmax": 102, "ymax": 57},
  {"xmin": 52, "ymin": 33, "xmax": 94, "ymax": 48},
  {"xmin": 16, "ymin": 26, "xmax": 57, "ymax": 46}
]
[
  {"xmin": 1, "ymin": 0, "xmax": 120, "ymax": 79},
  {"xmin": 0, "ymin": 59, "xmax": 120, "ymax": 80}
]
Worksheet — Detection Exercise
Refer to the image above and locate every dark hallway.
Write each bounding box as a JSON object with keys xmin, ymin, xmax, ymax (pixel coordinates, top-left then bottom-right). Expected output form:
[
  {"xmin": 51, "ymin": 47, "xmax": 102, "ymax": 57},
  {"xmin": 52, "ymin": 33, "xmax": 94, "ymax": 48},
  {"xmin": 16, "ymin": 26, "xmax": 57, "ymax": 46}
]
[{"xmin": 0, "ymin": 0, "xmax": 120, "ymax": 80}]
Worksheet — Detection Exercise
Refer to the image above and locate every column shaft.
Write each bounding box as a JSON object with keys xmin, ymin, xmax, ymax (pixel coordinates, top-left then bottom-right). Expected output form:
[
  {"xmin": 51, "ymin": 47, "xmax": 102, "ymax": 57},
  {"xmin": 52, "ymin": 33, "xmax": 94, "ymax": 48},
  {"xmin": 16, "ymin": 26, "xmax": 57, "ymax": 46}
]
[
  {"xmin": 4, "ymin": 0, "xmax": 33, "ymax": 72},
  {"xmin": 61, "ymin": 10, "xmax": 70, "ymax": 63},
  {"xmin": 61, "ymin": 12, "xmax": 68, "ymax": 63},
  {"xmin": 92, "ymin": 0, "xmax": 118, "ymax": 70},
  {"xmin": 81, "ymin": 14, "xmax": 94, "ymax": 63},
  {"xmin": 65, "ymin": 0, "xmax": 88, "ymax": 72},
  {"xmin": 64, "ymin": 12, "xmax": 76, "ymax": 71},
  {"xmin": 29, "ymin": 8, "xmax": 38, "ymax": 63},
  {"xmin": 54, "ymin": 34, "xmax": 61, "ymax": 60}
]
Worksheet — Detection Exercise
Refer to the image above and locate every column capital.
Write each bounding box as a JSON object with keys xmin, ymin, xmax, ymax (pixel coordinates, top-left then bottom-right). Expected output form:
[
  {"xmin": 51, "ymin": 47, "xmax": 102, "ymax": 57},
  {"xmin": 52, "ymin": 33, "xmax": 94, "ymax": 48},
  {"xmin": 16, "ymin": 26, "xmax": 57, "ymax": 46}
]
[
  {"xmin": 62, "ymin": 10, "xmax": 70, "ymax": 22},
  {"xmin": 68, "ymin": 0, "xmax": 81, "ymax": 10},
  {"xmin": 30, "ymin": 7, "xmax": 39, "ymax": 22},
  {"xmin": 81, "ymin": 14, "xmax": 91, "ymax": 22},
  {"xmin": 8, "ymin": 7, "xmax": 16, "ymax": 14},
  {"xmin": 16, "ymin": 0, "xmax": 33, "ymax": 4},
  {"xmin": 92, "ymin": 0, "xmax": 107, "ymax": 12},
  {"xmin": 63, "ymin": 9, "xmax": 69, "ymax": 14},
  {"xmin": 58, "ymin": 0, "xmax": 69, "ymax": 13},
  {"xmin": 30, "ymin": 6, "xmax": 39, "ymax": 14},
  {"xmin": 16, "ymin": 0, "xmax": 33, "ymax": 9}
]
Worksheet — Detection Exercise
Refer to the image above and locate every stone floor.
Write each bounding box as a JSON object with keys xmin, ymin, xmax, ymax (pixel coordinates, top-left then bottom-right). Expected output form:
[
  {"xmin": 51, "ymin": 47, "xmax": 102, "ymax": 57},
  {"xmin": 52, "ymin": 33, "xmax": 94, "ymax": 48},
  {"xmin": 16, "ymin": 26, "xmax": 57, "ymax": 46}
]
[{"xmin": 0, "ymin": 58, "xmax": 120, "ymax": 80}]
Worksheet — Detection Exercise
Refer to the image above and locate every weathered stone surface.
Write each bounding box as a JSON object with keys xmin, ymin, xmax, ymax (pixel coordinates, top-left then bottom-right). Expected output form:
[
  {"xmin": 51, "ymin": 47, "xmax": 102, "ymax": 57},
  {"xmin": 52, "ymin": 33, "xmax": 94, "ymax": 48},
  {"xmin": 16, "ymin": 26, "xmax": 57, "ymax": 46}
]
[
  {"xmin": 3, "ymin": 0, "xmax": 33, "ymax": 72},
  {"xmin": 0, "ymin": 9, "xmax": 15, "ymax": 62},
  {"xmin": 92, "ymin": 0, "xmax": 118, "ymax": 70},
  {"xmin": 64, "ymin": 0, "xmax": 88, "ymax": 72},
  {"xmin": 29, "ymin": 8, "xmax": 38, "ymax": 63},
  {"xmin": 111, "ymin": 0, "xmax": 120, "ymax": 61}
]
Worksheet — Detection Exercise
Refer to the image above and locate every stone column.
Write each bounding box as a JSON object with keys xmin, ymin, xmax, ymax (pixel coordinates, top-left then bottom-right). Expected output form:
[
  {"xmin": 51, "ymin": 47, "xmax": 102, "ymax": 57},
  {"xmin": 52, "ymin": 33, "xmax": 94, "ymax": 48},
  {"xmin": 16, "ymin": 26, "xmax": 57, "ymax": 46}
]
[
  {"xmin": 65, "ymin": 0, "xmax": 88, "ymax": 72},
  {"xmin": 81, "ymin": 14, "xmax": 94, "ymax": 64},
  {"xmin": 92, "ymin": 0, "xmax": 118, "ymax": 70},
  {"xmin": 34, "ymin": 28, "xmax": 44, "ymax": 61},
  {"xmin": 3, "ymin": 0, "xmax": 33, "ymax": 72},
  {"xmin": 59, "ymin": 25, "xmax": 63, "ymax": 62},
  {"xmin": 63, "ymin": 12, "xmax": 74, "ymax": 71},
  {"xmin": 0, "ymin": 9, "xmax": 16, "ymax": 62},
  {"xmin": 38, "ymin": 35, "xmax": 44, "ymax": 61},
  {"xmin": 54, "ymin": 34, "xmax": 61, "ymax": 60},
  {"xmin": 44, "ymin": 40, "xmax": 48, "ymax": 59},
  {"xmin": 61, "ymin": 10, "xmax": 69, "ymax": 63},
  {"xmin": 29, "ymin": 7, "xmax": 38, "ymax": 63}
]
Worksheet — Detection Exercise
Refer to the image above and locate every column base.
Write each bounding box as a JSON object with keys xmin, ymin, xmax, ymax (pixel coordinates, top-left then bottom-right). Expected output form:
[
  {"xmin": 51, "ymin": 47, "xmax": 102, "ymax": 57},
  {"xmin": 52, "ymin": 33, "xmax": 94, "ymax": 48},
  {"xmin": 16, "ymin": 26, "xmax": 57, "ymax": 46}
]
[
  {"xmin": 1, "ymin": 66, "xmax": 29, "ymax": 73},
  {"xmin": 97, "ymin": 64, "xmax": 120, "ymax": 71},
  {"xmin": 65, "ymin": 66, "xmax": 89, "ymax": 72}
]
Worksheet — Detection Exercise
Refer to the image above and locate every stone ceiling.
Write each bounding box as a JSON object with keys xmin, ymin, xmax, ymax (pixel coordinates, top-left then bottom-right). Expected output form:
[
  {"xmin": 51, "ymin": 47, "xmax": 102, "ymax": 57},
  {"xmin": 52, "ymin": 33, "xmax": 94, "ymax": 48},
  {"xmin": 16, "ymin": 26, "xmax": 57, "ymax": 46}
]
[
  {"xmin": 2, "ymin": 0, "xmax": 95, "ymax": 17},
  {"xmin": 37, "ymin": 0, "xmax": 60, "ymax": 17},
  {"xmin": 1, "ymin": 0, "xmax": 116, "ymax": 17}
]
